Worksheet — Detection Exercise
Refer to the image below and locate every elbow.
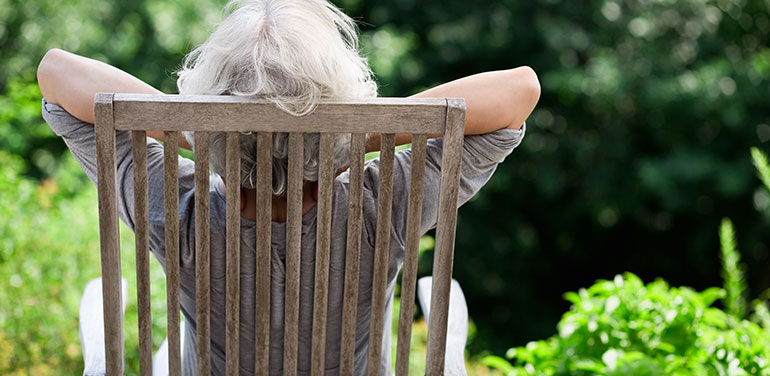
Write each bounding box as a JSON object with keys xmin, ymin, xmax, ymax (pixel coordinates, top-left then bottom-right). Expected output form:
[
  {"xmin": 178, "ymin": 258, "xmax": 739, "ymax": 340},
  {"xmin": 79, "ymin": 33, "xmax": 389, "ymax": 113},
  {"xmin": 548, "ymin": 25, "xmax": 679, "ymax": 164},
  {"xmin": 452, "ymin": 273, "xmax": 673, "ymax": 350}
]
[
  {"xmin": 516, "ymin": 66, "xmax": 541, "ymax": 113},
  {"xmin": 37, "ymin": 48, "xmax": 67, "ymax": 103},
  {"xmin": 506, "ymin": 66, "xmax": 541, "ymax": 129}
]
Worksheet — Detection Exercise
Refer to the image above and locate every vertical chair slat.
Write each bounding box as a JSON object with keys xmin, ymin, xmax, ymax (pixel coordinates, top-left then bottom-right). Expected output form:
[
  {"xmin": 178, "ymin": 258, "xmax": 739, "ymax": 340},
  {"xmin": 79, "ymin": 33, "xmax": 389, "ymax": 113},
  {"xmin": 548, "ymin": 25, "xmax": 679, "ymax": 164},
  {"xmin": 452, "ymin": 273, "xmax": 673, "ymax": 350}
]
[
  {"xmin": 132, "ymin": 131, "xmax": 152, "ymax": 376},
  {"xmin": 94, "ymin": 93, "xmax": 124, "ymax": 375},
  {"xmin": 164, "ymin": 131, "xmax": 182, "ymax": 376},
  {"xmin": 284, "ymin": 133, "xmax": 304, "ymax": 375},
  {"xmin": 339, "ymin": 133, "xmax": 366, "ymax": 374},
  {"xmin": 225, "ymin": 132, "xmax": 241, "ymax": 375},
  {"xmin": 367, "ymin": 133, "xmax": 396, "ymax": 376},
  {"xmin": 254, "ymin": 133, "xmax": 273, "ymax": 375},
  {"xmin": 426, "ymin": 99, "xmax": 465, "ymax": 375},
  {"xmin": 254, "ymin": 132, "xmax": 273, "ymax": 375},
  {"xmin": 395, "ymin": 134, "xmax": 428, "ymax": 375},
  {"xmin": 194, "ymin": 132, "xmax": 212, "ymax": 375},
  {"xmin": 311, "ymin": 133, "xmax": 335, "ymax": 374}
]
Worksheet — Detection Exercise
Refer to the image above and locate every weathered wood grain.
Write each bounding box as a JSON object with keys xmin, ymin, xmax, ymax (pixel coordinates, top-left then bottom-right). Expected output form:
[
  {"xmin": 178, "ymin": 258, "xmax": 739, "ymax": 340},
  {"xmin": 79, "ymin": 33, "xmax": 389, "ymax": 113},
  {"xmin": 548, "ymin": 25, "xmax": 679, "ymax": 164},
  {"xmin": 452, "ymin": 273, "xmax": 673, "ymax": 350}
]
[
  {"xmin": 367, "ymin": 133, "xmax": 396, "ymax": 376},
  {"xmin": 94, "ymin": 93, "xmax": 469, "ymax": 375},
  {"xmin": 426, "ymin": 98, "xmax": 466, "ymax": 375},
  {"xmin": 395, "ymin": 134, "xmax": 428, "ymax": 375},
  {"xmin": 339, "ymin": 133, "xmax": 366, "ymax": 374},
  {"xmin": 225, "ymin": 132, "xmax": 241, "ymax": 375},
  {"xmin": 132, "ymin": 131, "xmax": 152, "ymax": 376},
  {"xmin": 311, "ymin": 133, "xmax": 335, "ymax": 374},
  {"xmin": 164, "ymin": 131, "xmax": 182, "ymax": 376},
  {"xmin": 254, "ymin": 133, "xmax": 273, "ymax": 375},
  {"xmin": 94, "ymin": 93, "xmax": 124, "ymax": 375},
  {"xmin": 194, "ymin": 132, "xmax": 211, "ymax": 376},
  {"xmin": 283, "ymin": 133, "xmax": 304, "ymax": 376},
  {"xmin": 111, "ymin": 95, "xmax": 446, "ymax": 134}
]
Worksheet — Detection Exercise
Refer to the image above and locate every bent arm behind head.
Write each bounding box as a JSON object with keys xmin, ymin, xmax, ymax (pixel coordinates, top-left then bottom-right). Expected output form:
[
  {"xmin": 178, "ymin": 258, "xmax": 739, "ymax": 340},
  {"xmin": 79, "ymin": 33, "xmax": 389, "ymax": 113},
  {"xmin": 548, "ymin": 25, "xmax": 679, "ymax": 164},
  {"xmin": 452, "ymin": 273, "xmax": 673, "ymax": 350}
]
[
  {"xmin": 411, "ymin": 67, "xmax": 541, "ymax": 133},
  {"xmin": 37, "ymin": 49, "xmax": 163, "ymax": 124},
  {"xmin": 367, "ymin": 67, "xmax": 540, "ymax": 152},
  {"xmin": 37, "ymin": 49, "xmax": 190, "ymax": 149}
]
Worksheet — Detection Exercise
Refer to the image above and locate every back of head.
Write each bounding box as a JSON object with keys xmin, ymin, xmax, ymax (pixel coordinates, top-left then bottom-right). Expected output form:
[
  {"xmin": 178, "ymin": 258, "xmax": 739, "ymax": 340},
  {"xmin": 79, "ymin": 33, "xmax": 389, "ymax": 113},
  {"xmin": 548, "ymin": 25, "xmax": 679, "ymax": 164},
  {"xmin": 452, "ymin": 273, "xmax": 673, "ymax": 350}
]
[{"xmin": 177, "ymin": 0, "xmax": 378, "ymax": 194}]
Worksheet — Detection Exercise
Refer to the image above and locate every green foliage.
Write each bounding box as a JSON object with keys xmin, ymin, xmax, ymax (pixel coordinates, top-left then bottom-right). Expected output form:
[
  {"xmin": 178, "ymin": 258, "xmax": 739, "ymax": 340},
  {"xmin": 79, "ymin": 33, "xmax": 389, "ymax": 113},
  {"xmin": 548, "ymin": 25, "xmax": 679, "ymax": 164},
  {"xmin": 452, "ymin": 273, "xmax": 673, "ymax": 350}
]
[
  {"xmin": 382, "ymin": 0, "xmax": 770, "ymax": 353},
  {"xmin": 751, "ymin": 148, "xmax": 770, "ymax": 193},
  {"xmin": 0, "ymin": 151, "xmax": 173, "ymax": 375},
  {"xmin": 0, "ymin": 151, "xmax": 99, "ymax": 373},
  {"xmin": 483, "ymin": 152, "xmax": 770, "ymax": 375},
  {"xmin": 0, "ymin": 0, "xmax": 226, "ymax": 181},
  {"xmin": 719, "ymin": 218, "xmax": 747, "ymax": 318},
  {"xmin": 484, "ymin": 272, "xmax": 770, "ymax": 375},
  {"xmin": 0, "ymin": 74, "xmax": 68, "ymax": 180}
]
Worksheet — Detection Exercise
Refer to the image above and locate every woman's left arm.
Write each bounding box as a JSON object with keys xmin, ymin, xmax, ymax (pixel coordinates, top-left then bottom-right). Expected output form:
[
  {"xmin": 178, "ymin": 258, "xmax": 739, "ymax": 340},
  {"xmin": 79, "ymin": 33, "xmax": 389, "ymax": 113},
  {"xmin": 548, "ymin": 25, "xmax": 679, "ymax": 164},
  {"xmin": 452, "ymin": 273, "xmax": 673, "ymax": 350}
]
[{"xmin": 37, "ymin": 48, "xmax": 189, "ymax": 148}]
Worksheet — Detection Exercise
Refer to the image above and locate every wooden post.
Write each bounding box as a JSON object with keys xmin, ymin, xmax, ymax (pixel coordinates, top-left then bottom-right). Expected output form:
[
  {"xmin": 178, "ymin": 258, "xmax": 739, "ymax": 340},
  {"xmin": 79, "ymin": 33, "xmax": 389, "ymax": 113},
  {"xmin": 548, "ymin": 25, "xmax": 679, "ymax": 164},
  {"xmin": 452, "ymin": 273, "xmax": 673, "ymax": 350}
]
[
  {"xmin": 94, "ymin": 93, "xmax": 124, "ymax": 375},
  {"xmin": 339, "ymin": 133, "xmax": 366, "ymax": 374},
  {"xmin": 194, "ymin": 132, "xmax": 212, "ymax": 375},
  {"xmin": 367, "ymin": 133, "xmax": 396, "ymax": 376},
  {"xmin": 284, "ymin": 133, "xmax": 304, "ymax": 375},
  {"xmin": 395, "ymin": 134, "xmax": 428, "ymax": 375},
  {"xmin": 426, "ymin": 98, "xmax": 465, "ymax": 375},
  {"xmin": 225, "ymin": 132, "xmax": 241, "ymax": 375},
  {"xmin": 254, "ymin": 133, "xmax": 272, "ymax": 374},
  {"xmin": 311, "ymin": 133, "xmax": 335, "ymax": 373},
  {"xmin": 132, "ymin": 130, "xmax": 152, "ymax": 376},
  {"xmin": 164, "ymin": 131, "xmax": 182, "ymax": 376}
]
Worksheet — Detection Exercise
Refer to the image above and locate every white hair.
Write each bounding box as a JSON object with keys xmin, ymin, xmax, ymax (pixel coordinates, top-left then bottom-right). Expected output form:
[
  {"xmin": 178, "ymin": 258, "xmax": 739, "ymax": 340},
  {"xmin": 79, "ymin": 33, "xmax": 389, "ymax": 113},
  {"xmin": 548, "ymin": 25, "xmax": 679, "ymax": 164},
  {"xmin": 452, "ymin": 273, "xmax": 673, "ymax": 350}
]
[{"xmin": 177, "ymin": 0, "xmax": 377, "ymax": 195}]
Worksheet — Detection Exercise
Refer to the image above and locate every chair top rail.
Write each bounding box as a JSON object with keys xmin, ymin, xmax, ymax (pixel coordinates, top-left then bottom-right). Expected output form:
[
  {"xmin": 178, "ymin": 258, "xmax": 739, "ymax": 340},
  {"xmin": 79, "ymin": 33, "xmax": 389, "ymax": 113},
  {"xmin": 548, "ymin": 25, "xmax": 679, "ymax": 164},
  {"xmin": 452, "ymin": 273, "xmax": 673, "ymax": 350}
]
[{"xmin": 106, "ymin": 94, "xmax": 454, "ymax": 134}]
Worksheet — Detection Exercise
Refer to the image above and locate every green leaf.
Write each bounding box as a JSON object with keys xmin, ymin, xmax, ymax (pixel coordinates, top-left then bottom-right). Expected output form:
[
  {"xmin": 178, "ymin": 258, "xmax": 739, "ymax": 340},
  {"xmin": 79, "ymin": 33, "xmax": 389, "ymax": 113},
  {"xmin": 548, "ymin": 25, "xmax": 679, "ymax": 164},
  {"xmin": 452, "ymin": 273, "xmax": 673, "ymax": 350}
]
[
  {"xmin": 482, "ymin": 355, "xmax": 515, "ymax": 374},
  {"xmin": 564, "ymin": 291, "xmax": 582, "ymax": 305},
  {"xmin": 719, "ymin": 218, "xmax": 747, "ymax": 319},
  {"xmin": 751, "ymin": 147, "xmax": 770, "ymax": 193},
  {"xmin": 699, "ymin": 287, "xmax": 726, "ymax": 307}
]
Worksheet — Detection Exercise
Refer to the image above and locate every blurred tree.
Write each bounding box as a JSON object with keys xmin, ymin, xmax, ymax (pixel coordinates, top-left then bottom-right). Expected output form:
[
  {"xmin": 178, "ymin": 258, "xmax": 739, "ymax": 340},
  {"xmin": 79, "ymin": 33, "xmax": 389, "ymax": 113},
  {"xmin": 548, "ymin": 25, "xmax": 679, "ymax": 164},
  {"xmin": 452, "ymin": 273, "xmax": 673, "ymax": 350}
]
[
  {"xmin": 0, "ymin": 0, "xmax": 221, "ymax": 177},
  {"xmin": 340, "ymin": 0, "xmax": 770, "ymax": 354}
]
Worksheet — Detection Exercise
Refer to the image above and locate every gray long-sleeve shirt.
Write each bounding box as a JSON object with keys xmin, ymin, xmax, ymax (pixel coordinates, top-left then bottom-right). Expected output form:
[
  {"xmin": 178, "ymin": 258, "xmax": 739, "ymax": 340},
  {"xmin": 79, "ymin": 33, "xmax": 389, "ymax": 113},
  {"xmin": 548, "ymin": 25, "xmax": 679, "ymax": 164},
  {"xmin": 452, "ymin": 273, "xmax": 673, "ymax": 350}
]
[{"xmin": 43, "ymin": 99, "xmax": 525, "ymax": 375}]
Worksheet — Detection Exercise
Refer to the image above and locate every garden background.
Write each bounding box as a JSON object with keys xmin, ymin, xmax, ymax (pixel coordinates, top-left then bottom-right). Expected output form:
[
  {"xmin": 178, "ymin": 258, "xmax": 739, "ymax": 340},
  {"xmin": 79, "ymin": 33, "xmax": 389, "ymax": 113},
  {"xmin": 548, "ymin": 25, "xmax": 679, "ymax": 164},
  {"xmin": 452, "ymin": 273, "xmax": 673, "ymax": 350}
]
[{"xmin": 1, "ymin": 0, "xmax": 770, "ymax": 374}]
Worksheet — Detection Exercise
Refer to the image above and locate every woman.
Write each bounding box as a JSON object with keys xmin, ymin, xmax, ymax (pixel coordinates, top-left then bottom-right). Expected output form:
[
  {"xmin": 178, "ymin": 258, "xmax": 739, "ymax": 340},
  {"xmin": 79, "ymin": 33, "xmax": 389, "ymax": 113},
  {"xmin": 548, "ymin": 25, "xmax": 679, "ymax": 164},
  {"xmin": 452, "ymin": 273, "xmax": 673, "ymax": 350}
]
[{"xmin": 37, "ymin": 0, "xmax": 539, "ymax": 374}]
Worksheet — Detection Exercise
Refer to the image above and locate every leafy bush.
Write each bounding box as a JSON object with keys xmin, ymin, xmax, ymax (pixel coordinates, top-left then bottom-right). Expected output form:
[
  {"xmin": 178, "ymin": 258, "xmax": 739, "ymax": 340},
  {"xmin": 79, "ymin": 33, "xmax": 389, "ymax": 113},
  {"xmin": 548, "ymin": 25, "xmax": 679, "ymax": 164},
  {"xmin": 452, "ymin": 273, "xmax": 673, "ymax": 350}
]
[
  {"xmin": 483, "ymin": 149, "xmax": 770, "ymax": 375},
  {"xmin": 0, "ymin": 150, "xmax": 98, "ymax": 373},
  {"xmin": 0, "ymin": 150, "xmax": 174, "ymax": 375},
  {"xmin": 484, "ymin": 272, "xmax": 770, "ymax": 375}
]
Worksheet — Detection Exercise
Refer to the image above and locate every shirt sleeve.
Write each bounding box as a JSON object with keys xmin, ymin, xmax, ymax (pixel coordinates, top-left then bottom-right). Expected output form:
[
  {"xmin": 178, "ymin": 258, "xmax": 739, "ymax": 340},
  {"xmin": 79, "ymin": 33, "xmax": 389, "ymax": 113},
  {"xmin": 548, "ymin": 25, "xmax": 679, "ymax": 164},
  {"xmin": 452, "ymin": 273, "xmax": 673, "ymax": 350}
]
[
  {"xmin": 42, "ymin": 99, "xmax": 197, "ymax": 268},
  {"xmin": 362, "ymin": 124, "xmax": 526, "ymax": 248}
]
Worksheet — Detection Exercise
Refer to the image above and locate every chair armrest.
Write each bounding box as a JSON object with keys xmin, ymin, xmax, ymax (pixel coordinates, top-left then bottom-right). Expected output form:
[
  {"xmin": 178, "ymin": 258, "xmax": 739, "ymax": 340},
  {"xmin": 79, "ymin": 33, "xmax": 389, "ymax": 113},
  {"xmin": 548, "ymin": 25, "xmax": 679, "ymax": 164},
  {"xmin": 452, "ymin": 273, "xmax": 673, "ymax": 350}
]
[
  {"xmin": 417, "ymin": 277, "xmax": 469, "ymax": 376},
  {"xmin": 79, "ymin": 277, "xmax": 128, "ymax": 376},
  {"xmin": 152, "ymin": 319, "xmax": 187, "ymax": 376}
]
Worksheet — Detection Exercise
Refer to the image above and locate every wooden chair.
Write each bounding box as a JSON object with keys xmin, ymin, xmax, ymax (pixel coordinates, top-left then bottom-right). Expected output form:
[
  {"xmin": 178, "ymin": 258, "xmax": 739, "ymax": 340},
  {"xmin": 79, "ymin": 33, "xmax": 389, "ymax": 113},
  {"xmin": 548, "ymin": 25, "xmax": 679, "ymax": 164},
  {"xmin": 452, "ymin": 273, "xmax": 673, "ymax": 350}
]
[{"xmin": 86, "ymin": 93, "xmax": 467, "ymax": 375}]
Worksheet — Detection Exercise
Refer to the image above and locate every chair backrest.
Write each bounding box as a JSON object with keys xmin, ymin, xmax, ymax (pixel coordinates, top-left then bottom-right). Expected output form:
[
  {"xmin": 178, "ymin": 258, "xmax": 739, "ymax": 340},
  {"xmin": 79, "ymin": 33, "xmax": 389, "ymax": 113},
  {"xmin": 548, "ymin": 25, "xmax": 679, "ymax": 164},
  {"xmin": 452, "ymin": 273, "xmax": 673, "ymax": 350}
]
[{"xmin": 93, "ymin": 93, "xmax": 465, "ymax": 375}]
